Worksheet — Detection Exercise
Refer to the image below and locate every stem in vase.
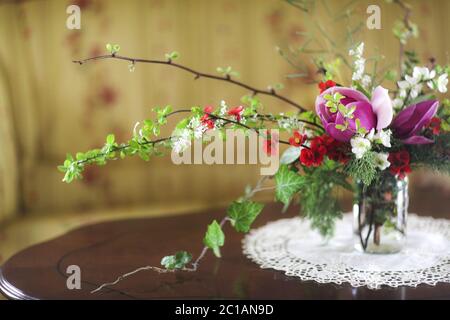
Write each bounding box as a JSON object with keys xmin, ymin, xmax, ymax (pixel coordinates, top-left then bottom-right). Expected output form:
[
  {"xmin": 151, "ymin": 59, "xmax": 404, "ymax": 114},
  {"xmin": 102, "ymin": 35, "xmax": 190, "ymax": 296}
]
[{"xmin": 374, "ymin": 224, "xmax": 381, "ymax": 246}]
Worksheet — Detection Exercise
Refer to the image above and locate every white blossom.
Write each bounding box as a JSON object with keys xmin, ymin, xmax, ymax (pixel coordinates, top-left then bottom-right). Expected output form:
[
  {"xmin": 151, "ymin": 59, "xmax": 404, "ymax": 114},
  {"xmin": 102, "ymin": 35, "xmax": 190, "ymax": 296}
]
[
  {"xmin": 349, "ymin": 42, "xmax": 364, "ymax": 57},
  {"xmin": 188, "ymin": 116, "xmax": 207, "ymax": 139},
  {"xmin": 397, "ymin": 76, "xmax": 422, "ymax": 100},
  {"xmin": 351, "ymin": 136, "xmax": 371, "ymax": 159},
  {"xmin": 349, "ymin": 43, "xmax": 366, "ymax": 82},
  {"xmin": 362, "ymin": 75, "xmax": 372, "ymax": 88},
  {"xmin": 437, "ymin": 73, "xmax": 448, "ymax": 93},
  {"xmin": 374, "ymin": 153, "xmax": 390, "ymax": 170},
  {"xmin": 399, "ymin": 89, "xmax": 407, "ymax": 99},
  {"xmin": 393, "ymin": 98, "xmax": 403, "ymax": 109},
  {"xmin": 412, "ymin": 67, "xmax": 435, "ymax": 81},
  {"xmin": 172, "ymin": 129, "xmax": 192, "ymax": 153},
  {"xmin": 277, "ymin": 114, "xmax": 303, "ymax": 132},
  {"xmin": 366, "ymin": 128, "xmax": 375, "ymax": 141},
  {"xmin": 374, "ymin": 129, "xmax": 392, "ymax": 148},
  {"xmin": 219, "ymin": 100, "xmax": 228, "ymax": 116}
]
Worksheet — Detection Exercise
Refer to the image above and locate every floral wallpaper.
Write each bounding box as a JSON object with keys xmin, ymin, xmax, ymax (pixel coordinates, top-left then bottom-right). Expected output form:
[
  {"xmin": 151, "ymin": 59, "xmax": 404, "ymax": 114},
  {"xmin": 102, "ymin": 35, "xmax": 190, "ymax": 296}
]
[{"xmin": 0, "ymin": 0, "xmax": 449, "ymax": 220}]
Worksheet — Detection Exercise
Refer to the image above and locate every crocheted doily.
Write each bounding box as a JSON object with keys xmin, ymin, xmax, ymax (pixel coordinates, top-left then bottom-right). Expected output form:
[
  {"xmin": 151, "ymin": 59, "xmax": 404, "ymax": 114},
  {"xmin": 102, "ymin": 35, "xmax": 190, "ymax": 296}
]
[{"xmin": 242, "ymin": 214, "xmax": 450, "ymax": 289}]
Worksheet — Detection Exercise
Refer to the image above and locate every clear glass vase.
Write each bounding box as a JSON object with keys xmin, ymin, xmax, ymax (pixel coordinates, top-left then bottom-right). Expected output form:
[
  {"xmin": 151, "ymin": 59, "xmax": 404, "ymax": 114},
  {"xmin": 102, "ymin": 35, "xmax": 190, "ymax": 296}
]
[{"xmin": 353, "ymin": 173, "xmax": 408, "ymax": 254}]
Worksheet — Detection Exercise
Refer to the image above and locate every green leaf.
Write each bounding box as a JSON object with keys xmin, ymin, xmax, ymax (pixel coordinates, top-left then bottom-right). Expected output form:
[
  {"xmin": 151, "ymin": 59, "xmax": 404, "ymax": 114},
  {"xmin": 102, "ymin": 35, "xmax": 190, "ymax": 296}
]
[
  {"xmin": 227, "ymin": 201, "xmax": 264, "ymax": 233},
  {"xmin": 113, "ymin": 44, "xmax": 120, "ymax": 53},
  {"xmin": 106, "ymin": 134, "xmax": 115, "ymax": 145},
  {"xmin": 160, "ymin": 255, "xmax": 176, "ymax": 269},
  {"xmin": 352, "ymin": 81, "xmax": 371, "ymax": 99},
  {"xmin": 345, "ymin": 151, "xmax": 377, "ymax": 186},
  {"xmin": 203, "ymin": 220, "xmax": 225, "ymax": 258},
  {"xmin": 176, "ymin": 118, "xmax": 190, "ymax": 130},
  {"xmin": 275, "ymin": 164, "xmax": 305, "ymax": 205},
  {"xmin": 165, "ymin": 51, "xmax": 180, "ymax": 60},
  {"xmin": 274, "ymin": 83, "xmax": 284, "ymax": 90},
  {"xmin": 280, "ymin": 146, "xmax": 301, "ymax": 165},
  {"xmin": 338, "ymin": 104, "xmax": 348, "ymax": 116},
  {"xmin": 106, "ymin": 43, "xmax": 112, "ymax": 53},
  {"xmin": 161, "ymin": 251, "xmax": 192, "ymax": 270}
]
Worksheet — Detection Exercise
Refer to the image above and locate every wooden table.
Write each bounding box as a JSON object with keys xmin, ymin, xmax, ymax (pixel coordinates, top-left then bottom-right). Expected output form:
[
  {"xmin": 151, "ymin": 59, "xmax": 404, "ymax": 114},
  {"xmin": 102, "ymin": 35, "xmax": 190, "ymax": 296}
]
[{"xmin": 1, "ymin": 198, "xmax": 450, "ymax": 300}]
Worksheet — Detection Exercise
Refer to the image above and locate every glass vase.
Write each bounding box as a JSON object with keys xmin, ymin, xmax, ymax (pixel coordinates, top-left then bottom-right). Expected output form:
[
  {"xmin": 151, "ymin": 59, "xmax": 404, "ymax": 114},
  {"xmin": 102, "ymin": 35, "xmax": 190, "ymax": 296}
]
[{"xmin": 353, "ymin": 172, "xmax": 408, "ymax": 254}]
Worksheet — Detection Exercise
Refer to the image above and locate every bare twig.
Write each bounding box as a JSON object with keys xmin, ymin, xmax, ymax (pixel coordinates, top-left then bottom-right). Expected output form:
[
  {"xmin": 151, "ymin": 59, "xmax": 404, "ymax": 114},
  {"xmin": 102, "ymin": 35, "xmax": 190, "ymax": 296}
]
[
  {"xmin": 90, "ymin": 266, "xmax": 173, "ymax": 294},
  {"xmin": 73, "ymin": 54, "xmax": 308, "ymax": 112}
]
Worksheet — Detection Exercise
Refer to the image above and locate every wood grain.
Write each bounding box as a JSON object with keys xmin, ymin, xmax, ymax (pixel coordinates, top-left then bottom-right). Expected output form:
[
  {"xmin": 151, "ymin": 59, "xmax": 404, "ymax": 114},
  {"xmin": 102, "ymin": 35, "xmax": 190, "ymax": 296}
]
[{"xmin": 1, "ymin": 197, "xmax": 450, "ymax": 300}]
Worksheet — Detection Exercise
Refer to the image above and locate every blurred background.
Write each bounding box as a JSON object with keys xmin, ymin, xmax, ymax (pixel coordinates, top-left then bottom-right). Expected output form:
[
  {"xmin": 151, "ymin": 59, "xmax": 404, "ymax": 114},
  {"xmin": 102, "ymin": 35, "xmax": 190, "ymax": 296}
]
[{"xmin": 0, "ymin": 0, "xmax": 449, "ymax": 269}]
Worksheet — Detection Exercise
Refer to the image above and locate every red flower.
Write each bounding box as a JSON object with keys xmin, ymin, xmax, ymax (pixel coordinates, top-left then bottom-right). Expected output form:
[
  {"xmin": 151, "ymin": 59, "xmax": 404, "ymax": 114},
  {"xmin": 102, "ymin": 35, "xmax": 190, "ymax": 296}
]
[
  {"xmin": 263, "ymin": 132, "xmax": 278, "ymax": 156},
  {"xmin": 388, "ymin": 150, "xmax": 411, "ymax": 179},
  {"xmin": 289, "ymin": 131, "xmax": 306, "ymax": 147},
  {"xmin": 300, "ymin": 145, "xmax": 326, "ymax": 167},
  {"xmin": 201, "ymin": 106, "xmax": 215, "ymax": 129},
  {"xmin": 297, "ymin": 133, "xmax": 350, "ymax": 167},
  {"xmin": 300, "ymin": 149, "xmax": 314, "ymax": 166},
  {"xmin": 427, "ymin": 117, "xmax": 441, "ymax": 135},
  {"xmin": 311, "ymin": 134, "xmax": 350, "ymax": 164},
  {"xmin": 324, "ymin": 138, "xmax": 350, "ymax": 164},
  {"xmin": 318, "ymin": 80, "xmax": 336, "ymax": 93},
  {"xmin": 299, "ymin": 135, "xmax": 327, "ymax": 167},
  {"xmin": 204, "ymin": 105, "xmax": 214, "ymax": 114},
  {"xmin": 227, "ymin": 105, "xmax": 244, "ymax": 122}
]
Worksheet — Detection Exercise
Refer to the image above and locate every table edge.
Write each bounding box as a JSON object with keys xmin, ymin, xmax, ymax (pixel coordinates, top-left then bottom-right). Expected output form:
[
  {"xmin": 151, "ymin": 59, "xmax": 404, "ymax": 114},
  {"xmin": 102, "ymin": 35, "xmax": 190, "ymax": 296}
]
[{"xmin": 0, "ymin": 268, "xmax": 39, "ymax": 300}]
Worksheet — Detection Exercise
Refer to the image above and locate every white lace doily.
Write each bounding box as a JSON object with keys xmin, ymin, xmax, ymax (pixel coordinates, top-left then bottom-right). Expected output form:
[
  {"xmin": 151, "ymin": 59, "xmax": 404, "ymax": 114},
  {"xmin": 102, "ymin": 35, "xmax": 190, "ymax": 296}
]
[{"xmin": 242, "ymin": 214, "xmax": 450, "ymax": 289}]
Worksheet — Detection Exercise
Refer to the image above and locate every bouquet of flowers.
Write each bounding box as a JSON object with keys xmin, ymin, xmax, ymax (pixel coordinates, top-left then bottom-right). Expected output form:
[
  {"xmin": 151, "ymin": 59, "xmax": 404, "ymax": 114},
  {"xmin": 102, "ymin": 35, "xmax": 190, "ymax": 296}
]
[{"xmin": 59, "ymin": 1, "xmax": 450, "ymax": 290}]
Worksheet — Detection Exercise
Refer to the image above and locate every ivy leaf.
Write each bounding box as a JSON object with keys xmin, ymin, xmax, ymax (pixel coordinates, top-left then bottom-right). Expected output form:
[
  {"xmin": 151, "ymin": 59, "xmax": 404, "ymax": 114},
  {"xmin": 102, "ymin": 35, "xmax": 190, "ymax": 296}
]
[
  {"xmin": 160, "ymin": 251, "xmax": 192, "ymax": 270},
  {"xmin": 275, "ymin": 164, "xmax": 305, "ymax": 205},
  {"xmin": 227, "ymin": 201, "xmax": 264, "ymax": 233},
  {"xmin": 280, "ymin": 146, "xmax": 301, "ymax": 165},
  {"xmin": 203, "ymin": 220, "xmax": 225, "ymax": 258}
]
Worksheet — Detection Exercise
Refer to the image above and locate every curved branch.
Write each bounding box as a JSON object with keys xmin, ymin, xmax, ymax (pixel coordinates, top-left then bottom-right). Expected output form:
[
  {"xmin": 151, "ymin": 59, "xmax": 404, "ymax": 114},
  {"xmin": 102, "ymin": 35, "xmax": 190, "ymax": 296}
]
[{"xmin": 73, "ymin": 54, "xmax": 308, "ymax": 112}]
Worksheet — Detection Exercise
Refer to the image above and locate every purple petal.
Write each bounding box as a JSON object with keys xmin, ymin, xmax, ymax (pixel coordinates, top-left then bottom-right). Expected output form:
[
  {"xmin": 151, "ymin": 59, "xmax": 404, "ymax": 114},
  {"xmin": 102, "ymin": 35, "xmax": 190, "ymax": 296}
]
[
  {"xmin": 348, "ymin": 101, "xmax": 376, "ymax": 131},
  {"xmin": 392, "ymin": 100, "xmax": 439, "ymax": 139},
  {"xmin": 401, "ymin": 135, "xmax": 435, "ymax": 145},
  {"xmin": 407, "ymin": 100, "xmax": 439, "ymax": 136},
  {"xmin": 371, "ymin": 86, "xmax": 393, "ymax": 130},
  {"xmin": 325, "ymin": 123, "xmax": 354, "ymax": 142},
  {"xmin": 391, "ymin": 104, "xmax": 417, "ymax": 136}
]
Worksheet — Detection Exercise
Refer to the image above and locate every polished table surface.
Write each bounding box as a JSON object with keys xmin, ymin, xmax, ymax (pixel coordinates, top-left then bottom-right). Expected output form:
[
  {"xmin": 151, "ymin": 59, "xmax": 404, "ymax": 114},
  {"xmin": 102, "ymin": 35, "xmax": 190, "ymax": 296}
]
[{"xmin": 1, "ymin": 196, "xmax": 450, "ymax": 300}]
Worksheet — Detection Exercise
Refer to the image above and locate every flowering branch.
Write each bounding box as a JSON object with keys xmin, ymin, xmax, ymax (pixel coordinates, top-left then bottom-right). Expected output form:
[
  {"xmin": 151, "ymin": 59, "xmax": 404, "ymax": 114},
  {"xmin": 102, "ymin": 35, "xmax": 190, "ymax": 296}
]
[
  {"xmin": 58, "ymin": 105, "xmax": 313, "ymax": 183},
  {"xmin": 73, "ymin": 54, "xmax": 308, "ymax": 112}
]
